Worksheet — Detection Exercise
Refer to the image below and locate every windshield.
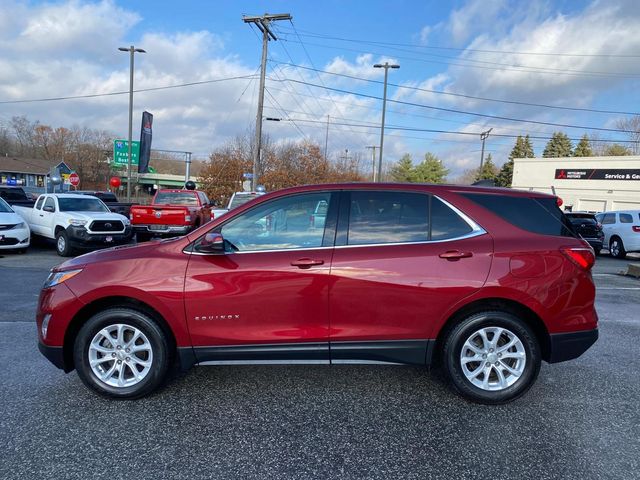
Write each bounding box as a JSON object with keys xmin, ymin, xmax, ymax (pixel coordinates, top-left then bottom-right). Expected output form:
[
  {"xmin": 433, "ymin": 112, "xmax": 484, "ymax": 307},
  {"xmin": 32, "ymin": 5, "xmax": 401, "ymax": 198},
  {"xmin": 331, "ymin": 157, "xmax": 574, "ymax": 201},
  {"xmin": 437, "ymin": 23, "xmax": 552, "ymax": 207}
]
[
  {"xmin": 229, "ymin": 193, "xmax": 261, "ymax": 210},
  {"xmin": 154, "ymin": 192, "xmax": 198, "ymax": 206},
  {"xmin": 58, "ymin": 197, "xmax": 110, "ymax": 212},
  {"xmin": 0, "ymin": 198, "xmax": 13, "ymax": 213}
]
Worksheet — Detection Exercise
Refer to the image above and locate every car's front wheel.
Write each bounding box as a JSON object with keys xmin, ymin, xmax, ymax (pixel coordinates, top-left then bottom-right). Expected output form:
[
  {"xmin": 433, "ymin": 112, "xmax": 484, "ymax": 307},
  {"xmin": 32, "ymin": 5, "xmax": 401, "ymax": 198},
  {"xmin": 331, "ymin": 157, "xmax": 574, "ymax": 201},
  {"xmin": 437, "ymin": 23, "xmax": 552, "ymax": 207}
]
[
  {"xmin": 73, "ymin": 308, "xmax": 171, "ymax": 399},
  {"xmin": 442, "ymin": 311, "xmax": 541, "ymax": 404}
]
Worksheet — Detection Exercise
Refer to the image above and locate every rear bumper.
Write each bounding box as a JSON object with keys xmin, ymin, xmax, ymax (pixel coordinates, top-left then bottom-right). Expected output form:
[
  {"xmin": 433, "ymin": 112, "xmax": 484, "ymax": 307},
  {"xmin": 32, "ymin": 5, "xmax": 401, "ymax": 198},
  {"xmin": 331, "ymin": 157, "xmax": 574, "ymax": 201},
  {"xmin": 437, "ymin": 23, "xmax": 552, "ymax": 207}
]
[
  {"xmin": 548, "ymin": 328, "xmax": 598, "ymax": 363},
  {"xmin": 582, "ymin": 237, "xmax": 603, "ymax": 250},
  {"xmin": 38, "ymin": 342, "xmax": 68, "ymax": 371},
  {"xmin": 133, "ymin": 224, "xmax": 191, "ymax": 236}
]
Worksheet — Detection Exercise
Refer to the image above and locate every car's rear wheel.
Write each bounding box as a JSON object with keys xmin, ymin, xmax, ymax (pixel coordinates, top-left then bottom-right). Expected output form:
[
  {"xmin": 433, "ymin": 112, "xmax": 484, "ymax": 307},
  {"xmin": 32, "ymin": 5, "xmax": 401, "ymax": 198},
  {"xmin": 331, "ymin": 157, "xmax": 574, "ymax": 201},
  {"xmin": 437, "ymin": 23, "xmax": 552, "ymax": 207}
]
[
  {"xmin": 74, "ymin": 308, "xmax": 170, "ymax": 399},
  {"xmin": 609, "ymin": 237, "xmax": 626, "ymax": 259},
  {"xmin": 442, "ymin": 311, "xmax": 541, "ymax": 404}
]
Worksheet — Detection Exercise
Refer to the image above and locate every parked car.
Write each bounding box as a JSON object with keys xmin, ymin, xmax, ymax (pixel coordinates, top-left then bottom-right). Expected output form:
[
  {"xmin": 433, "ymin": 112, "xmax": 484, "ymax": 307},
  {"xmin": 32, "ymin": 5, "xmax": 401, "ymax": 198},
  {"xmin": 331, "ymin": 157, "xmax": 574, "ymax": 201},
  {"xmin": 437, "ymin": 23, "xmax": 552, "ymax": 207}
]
[
  {"xmin": 209, "ymin": 190, "xmax": 267, "ymax": 218},
  {"xmin": 12, "ymin": 194, "xmax": 132, "ymax": 256},
  {"xmin": 36, "ymin": 183, "xmax": 597, "ymax": 404},
  {"xmin": 595, "ymin": 210, "xmax": 640, "ymax": 258},
  {"xmin": 130, "ymin": 189, "xmax": 213, "ymax": 240},
  {"xmin": 565, "ymin": 212, "xmax": 604, "ymax": 255},
  {"xmin": 70, "ymin": 191, "xmax": 134, "ymax": 218},
  {"xmin": 0, "ymin": 186, "xmax": 33, "ymax": 206},
  {"xmin": 0, "ymin": 197, "xmax": 30, "ymax": 252}
]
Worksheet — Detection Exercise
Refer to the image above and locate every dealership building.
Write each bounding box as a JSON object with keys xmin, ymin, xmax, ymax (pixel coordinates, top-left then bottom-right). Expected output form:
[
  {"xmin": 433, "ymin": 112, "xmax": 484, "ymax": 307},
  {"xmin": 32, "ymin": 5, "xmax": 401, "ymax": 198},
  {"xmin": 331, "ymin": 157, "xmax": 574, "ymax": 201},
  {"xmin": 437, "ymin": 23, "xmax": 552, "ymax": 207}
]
[{"xmin": 512, "ymin": 156, "xmax": 640, "ymax": 212}]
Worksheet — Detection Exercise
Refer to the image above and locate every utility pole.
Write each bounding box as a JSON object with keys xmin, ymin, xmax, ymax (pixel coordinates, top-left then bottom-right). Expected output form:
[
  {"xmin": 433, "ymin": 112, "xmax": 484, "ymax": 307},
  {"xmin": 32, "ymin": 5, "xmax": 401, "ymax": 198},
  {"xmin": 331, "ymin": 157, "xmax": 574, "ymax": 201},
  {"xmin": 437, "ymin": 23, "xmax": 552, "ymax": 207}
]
[
  {"xmin": 479, "ymin": 128, "xmax": 493, "ymax": 171},
  {"xmin": 324, "ymin": 115, "xmax": 330, "ymax": 160},
  {"xmin": 373, "ymin": 62, "xmax": 399, "ymax": 182},
  {"xmin": 243, "ymin": 13, "xmax": 292, "ymax": 191},
  {"xmin": 118, "ymin": 45, "xmax": 146, "ymax": 201},
  {"xmin": 366, "ymin": 145, "xmax": 378, "ymax": 181}
]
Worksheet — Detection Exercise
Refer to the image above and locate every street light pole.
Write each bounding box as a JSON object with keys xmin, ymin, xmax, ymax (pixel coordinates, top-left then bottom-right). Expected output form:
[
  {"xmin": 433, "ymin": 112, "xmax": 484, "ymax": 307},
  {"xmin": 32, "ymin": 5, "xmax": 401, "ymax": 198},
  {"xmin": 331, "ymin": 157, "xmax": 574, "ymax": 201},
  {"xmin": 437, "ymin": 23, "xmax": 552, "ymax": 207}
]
[
  {"xmin": 366, "ymin": 145, "xmax": 377, "ymax": 181},
  {"xmin": 373, "ymin": 62, "xmax": 399, "ymax": 182},
  {"xmin": 119, "ymin": 45, "xmax": 146, "ymax": 201},
  {"xmin": 479, "ymin": 128, "xmax": 493, "ymax": 171}
]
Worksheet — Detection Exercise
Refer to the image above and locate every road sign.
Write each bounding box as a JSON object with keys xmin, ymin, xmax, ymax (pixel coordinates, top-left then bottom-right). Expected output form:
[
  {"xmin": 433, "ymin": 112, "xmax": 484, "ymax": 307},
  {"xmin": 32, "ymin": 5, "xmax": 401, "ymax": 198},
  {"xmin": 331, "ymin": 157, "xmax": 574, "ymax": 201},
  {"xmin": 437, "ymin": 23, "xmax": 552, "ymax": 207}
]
[
  {"xmin": 242, "ymin": 172, "xmax": 254, "ymax": 179},
  {"xmin": 113, "ymin": 140, "xmax": 140, "ymax": 165},
  {"xmin": 69, "ymin": 172, "xmax": 80, "ymax": 187}
]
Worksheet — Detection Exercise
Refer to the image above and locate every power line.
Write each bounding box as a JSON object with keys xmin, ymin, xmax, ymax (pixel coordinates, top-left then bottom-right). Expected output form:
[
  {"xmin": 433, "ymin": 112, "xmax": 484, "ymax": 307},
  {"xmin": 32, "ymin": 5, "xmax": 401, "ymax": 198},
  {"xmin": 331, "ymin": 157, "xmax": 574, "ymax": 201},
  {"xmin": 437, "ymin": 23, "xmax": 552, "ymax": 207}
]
[
  {"xmin": 276, "ymin": 27, "xmax": 640, "ymax": 58},
  {"xmin": 271, "ymin": 76, "xmax": 634, "ymax": 134},
  {"xmin": 272, "ymin": 61, "xmax": 640, "ymax": 116},
  {"xmin": 278, "ymin": 36, "xmax": 640, "ymax": 79},
  {"xmin": 0, "ymin": 74, "xmax": 258, "ymax": 105}
]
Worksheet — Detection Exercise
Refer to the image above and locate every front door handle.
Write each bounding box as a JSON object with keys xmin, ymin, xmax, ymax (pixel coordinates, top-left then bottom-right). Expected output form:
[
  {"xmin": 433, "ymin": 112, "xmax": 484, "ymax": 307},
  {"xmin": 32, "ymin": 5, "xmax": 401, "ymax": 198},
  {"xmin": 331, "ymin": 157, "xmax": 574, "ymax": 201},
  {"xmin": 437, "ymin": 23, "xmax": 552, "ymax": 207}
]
[
  {"xmin": 291, "ymin": 258, "xmax": 325, "ymax": 269},
  {"xmin": 439, "ymin": 250, "xmax": 473, "ymax": 260}
]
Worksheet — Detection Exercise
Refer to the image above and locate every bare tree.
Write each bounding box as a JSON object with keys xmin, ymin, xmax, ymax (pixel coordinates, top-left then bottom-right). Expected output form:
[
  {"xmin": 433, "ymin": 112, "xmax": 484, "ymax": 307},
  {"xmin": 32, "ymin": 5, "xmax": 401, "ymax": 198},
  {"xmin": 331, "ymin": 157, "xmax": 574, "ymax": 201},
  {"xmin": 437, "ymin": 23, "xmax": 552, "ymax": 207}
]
[{"xmin": 615, "ymin": 116, "xmax": 640, "ymax": 155}]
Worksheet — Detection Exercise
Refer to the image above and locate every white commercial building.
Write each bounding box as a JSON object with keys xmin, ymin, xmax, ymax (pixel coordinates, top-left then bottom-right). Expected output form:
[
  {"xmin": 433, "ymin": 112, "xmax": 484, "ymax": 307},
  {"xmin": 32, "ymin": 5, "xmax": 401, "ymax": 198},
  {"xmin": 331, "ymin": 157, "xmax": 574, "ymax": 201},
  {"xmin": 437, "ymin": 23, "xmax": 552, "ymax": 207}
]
[{"xmin": 512, "ymin": 156, "xmax": 640, "ymax": 212}]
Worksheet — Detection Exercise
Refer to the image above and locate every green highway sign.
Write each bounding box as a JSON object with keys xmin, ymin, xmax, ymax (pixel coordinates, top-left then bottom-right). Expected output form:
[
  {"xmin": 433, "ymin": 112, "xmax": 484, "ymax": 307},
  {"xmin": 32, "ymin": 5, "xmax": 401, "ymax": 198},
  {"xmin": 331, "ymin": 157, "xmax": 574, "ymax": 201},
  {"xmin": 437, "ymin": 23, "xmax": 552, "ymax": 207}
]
[{"xmin": 113, "ymin": 139, "xmax": 140, "ymax": 165}]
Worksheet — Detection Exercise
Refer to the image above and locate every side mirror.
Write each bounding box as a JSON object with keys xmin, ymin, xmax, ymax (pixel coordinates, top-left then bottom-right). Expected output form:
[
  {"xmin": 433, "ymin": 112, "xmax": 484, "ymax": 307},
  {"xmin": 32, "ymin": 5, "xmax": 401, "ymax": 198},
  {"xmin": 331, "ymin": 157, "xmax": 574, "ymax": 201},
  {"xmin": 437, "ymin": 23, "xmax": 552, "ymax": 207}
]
[
  {"xmin": 43, "ymin": 205, "xmax": 55, "ymax": 213},
  {"xmin": 196, "ymin": 232, "xmax": 225, "ymax": 253}
]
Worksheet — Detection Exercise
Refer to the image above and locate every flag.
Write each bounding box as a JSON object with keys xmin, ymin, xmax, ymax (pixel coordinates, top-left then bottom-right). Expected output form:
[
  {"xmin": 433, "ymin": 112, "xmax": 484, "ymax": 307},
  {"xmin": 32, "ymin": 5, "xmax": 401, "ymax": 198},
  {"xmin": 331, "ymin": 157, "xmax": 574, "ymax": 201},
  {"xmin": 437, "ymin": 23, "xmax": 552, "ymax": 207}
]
[{"xmin": 138, "ymin": 111, "xmax": 153, "ymax": 173}]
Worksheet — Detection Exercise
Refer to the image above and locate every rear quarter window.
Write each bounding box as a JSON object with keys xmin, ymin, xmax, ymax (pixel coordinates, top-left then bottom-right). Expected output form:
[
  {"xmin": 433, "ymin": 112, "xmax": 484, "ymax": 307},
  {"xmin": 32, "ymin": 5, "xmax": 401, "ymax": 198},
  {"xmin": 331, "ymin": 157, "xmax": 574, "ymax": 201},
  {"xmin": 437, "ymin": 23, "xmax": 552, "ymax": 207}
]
[
  {"xmin": 461, "ymin": 193, "xmax": 575, "ymax": 237},
  {"xmin": 619, "ymin": 213, "xmax": 633, "ymax": 224}
]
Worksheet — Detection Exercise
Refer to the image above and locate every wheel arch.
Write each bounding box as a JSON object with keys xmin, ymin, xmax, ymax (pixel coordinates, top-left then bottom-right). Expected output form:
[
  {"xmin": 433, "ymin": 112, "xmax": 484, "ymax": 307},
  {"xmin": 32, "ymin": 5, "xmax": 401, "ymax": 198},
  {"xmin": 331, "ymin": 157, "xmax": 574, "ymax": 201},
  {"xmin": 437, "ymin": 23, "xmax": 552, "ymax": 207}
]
[
  {"xmin": 433, "ymin": 297, "xmax": 551, "ymax": 365},
  {"xmin": 62, "ymin": 296, "xmax": 177, "ymax": 372}
]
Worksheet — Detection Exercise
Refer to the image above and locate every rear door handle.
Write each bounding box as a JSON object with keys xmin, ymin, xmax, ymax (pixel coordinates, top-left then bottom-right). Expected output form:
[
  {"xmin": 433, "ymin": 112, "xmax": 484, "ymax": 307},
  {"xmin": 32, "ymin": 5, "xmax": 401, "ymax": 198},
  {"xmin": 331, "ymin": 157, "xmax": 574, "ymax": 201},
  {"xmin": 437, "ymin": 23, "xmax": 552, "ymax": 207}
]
[
  {"xmin": 291, "ymin": 258, "xmax": 325, "ymax": 269},
  {"xmin": 439, "ymin": 250, "xmax": 473, "ymax": 260}
]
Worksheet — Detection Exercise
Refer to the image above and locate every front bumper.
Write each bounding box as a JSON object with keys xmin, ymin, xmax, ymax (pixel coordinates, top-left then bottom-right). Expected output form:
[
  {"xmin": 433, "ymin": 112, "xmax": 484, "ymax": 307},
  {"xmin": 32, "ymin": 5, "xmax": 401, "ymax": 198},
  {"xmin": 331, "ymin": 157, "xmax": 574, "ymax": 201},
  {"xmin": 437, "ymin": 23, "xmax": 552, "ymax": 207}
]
[
  {"xmin": 0, "ymin": 227, "xmax": 30, "ymax": 249},
  {"xmin": 548, "ymin": 328, "xmax": 598, "ymax": 363},
  {"xmin": 67, "ymin": 225, "xmax": 133, "ymax": 248},
  {"xmin": 38, "ymin": 342, "xmax": 67, "ymax": 371}
]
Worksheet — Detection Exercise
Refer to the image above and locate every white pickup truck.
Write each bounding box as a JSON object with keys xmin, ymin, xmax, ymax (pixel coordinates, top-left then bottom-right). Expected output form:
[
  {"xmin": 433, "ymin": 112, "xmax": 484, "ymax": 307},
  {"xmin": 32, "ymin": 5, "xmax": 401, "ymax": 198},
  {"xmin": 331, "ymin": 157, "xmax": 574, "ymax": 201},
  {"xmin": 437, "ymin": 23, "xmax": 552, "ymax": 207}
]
[
  {"xmin": 211, "ymin": 191, "xmax": 267, "ymax": 218},
  {"xmin": 12, "ymin": 193, "xmax": 133, "ymax": 256}
]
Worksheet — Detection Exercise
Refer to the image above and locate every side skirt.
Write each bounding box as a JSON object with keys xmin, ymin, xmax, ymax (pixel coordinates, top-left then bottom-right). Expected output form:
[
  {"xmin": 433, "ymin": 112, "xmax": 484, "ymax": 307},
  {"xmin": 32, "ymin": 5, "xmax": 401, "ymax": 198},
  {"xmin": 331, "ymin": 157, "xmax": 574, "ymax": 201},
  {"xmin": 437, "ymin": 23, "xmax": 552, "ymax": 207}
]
[{"xmin": 177, "ymin": 339, "xmax": 436, "ymax": 370}]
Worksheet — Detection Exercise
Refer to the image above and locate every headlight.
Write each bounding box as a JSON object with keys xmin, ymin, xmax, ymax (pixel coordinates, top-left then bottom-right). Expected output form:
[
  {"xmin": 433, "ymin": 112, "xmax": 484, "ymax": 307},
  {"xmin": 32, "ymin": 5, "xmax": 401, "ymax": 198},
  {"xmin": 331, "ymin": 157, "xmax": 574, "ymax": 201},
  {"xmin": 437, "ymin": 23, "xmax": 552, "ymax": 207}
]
[
  {"xmin": 12, "ymin": 222, "xmax": 26, "ymax": 229},
  {"xmin": 68, "ymin": 219, "xmax": 87, "ymax": 226},
  {"xmin": 43, "ymin": 269, "xmax": 83, "ymax": 289},
  {"xmin": 123, "ymin": 217, "xmax": 131, "ymax": 225}
]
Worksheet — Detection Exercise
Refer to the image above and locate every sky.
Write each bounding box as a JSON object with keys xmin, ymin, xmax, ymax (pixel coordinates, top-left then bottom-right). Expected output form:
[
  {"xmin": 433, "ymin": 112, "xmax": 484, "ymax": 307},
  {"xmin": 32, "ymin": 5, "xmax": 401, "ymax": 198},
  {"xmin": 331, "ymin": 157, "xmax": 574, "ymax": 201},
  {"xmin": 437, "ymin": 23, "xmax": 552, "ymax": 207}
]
[{"xmin": 1, "ymin": 0, "xmax": 640, "ymax": 179}]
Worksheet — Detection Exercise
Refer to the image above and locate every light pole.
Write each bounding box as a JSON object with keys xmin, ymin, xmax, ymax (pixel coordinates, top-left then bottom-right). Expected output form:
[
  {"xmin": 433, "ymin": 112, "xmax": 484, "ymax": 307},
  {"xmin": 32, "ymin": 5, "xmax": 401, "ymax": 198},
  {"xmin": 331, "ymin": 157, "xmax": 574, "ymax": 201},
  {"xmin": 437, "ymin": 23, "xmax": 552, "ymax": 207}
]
[
  {"xmin": 373, "ymin": 62, "xmax": 399, "ymax": 182},
  {"xmin": 118, "ymin": 45, "xmax": 146, "ymax": 201},
  {"xmin": 479, "ymin": 128, "xmax": 493, "ymax": 171},
  {"xmin": 366, "ymin": 145, "xmax": 378, "ymax": 181}
]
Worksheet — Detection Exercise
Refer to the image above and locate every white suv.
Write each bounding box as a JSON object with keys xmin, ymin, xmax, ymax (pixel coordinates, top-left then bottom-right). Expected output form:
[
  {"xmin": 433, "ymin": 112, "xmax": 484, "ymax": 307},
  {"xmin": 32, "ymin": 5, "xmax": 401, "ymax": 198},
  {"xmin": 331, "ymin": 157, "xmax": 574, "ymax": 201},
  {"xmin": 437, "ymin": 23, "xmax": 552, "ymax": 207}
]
[{"xmin": 595, "ymin": 210, "xmax": 640, "ymax": 258}]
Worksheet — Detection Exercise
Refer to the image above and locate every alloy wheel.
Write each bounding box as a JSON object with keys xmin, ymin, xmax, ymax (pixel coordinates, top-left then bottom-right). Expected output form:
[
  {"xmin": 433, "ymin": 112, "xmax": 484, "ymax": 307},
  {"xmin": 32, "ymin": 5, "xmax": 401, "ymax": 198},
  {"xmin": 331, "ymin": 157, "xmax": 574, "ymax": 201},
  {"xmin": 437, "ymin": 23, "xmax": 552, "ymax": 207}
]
[
  {"xmin": 460, "ymin": 327, "xmax": 526, "ymax": 391},
  {"xmin": 88, "ymin": 323, "xmax": 154, "ymax": 388}
]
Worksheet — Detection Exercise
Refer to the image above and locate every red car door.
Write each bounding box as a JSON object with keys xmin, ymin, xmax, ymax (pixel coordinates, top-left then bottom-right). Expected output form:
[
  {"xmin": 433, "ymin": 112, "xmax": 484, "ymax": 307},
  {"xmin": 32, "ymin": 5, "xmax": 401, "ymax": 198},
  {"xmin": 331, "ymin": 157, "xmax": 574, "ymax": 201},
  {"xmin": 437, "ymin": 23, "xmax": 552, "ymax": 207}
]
[
  {"xmin": 184, "ymin": 191, "xmax": 337, "ymax": 362},
  {"xmin": 328, "ymin": 190, "xmax": 493, "ymax": 365}
]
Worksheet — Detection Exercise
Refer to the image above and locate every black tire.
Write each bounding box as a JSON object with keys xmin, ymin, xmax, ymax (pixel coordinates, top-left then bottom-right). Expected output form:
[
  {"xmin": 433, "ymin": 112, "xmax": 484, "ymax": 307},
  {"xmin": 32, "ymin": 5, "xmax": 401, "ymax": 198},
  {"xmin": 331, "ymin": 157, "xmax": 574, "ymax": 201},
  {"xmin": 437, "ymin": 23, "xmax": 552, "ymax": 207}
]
[
  {"xmin": 442, "ymin": 311, "xmax": 541, "ymax": 404},
  {"xmin": 73, "ymin": 308, "xmax": 171, "ymax": 399},
  {"xmin": 55, "ymin": 230, "xmax": 74, "ymax": 257},
  {"xmin": 136, "ymin": 232, "xmax": 151, "ymax": 243},
  {"xmin": 609, "ymin": 237, "xmax": 626, "ymax": 259},
  {"xmin": 594, "ymin": 248, "xmax": 602, "ymax": 256}
]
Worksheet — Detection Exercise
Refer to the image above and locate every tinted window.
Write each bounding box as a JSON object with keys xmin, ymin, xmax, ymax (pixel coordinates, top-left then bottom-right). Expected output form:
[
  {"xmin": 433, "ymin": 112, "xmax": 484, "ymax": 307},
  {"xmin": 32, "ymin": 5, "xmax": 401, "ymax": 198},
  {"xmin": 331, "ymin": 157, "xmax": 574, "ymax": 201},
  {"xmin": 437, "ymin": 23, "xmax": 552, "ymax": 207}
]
[
  {"xmin": 461, "ymin": 193, "xmax": 575, "ymax": 237},
  {"xmin": 619, "ymin": 213, "xmax": 633, "ymax": 223},
  {"xmin": 94, "ymin": 192, "xmax": 118, "ymax": 202},
  {"xmin": 347, "ymin": 191, "xmax": 429, "ymax": 245},
  {"xmin": 0, "ymin": 198, "xmax": 12, "ymax": 213},
  {"xmin": 58, "ymin": 197, "xmax": 109, "ymax": 212},
  {"xmin": 44, "ymin": 197, "xmax": 56, "ymax": 211},
  {"xmin": 0, "ymin": 188, "xmax": 28, "ymax": 201},
  {"xmin": 154, "ymin": 192, "xmax": 198, "ymax": 205},
  {"xmin": 35, "ymin": 197, "xmax": 45, "ymax": 210},
  {"xmin": 602, "ymin": 213, "xmax": 616, "ymax": 225},
  {"xmin": 431, "ymin": 197, "xmax": 474, "ymax": 240},
  {"xmin": 220, "ymin": 192, "xmax": 331, "ymax": 252}
]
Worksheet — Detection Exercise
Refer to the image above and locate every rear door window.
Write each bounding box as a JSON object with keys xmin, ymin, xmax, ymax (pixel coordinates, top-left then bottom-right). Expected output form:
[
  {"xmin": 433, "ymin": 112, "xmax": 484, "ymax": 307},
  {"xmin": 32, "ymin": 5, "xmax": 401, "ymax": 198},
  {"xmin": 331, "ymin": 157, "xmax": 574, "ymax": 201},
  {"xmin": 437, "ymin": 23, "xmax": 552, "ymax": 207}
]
[
  {"xmin": 347, "ymin": 191, "xmax": 429, "ymax": 245},
  {"xmin": 601, "ymin": 214, "xmax": 616, "ymax": 225},
  {"xmin": 35, "ymin": 197, "xmax": 45, "ymax": 210},
  {"xmin": 461, "ymin": 193, "xmax": 575, "ymax": 237}
]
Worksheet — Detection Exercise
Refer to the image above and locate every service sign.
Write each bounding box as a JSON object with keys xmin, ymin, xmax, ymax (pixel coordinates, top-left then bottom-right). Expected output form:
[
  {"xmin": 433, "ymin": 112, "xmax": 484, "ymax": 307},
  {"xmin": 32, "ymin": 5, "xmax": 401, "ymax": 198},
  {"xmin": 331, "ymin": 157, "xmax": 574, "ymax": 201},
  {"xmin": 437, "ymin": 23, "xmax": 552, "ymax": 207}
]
[{"xmin": 555, "ymin": 169, "xmax": 640, "ymax": 180}]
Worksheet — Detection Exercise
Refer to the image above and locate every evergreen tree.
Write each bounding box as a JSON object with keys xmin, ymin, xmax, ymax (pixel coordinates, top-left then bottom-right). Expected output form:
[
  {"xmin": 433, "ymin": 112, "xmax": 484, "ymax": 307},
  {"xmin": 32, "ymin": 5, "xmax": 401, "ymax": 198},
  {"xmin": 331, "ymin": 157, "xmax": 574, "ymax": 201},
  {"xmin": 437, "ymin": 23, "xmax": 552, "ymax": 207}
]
[
  {"xmin": 603, "ymin": 144, "xmax": 631, "ymax": 156},
  {"xmin": 543, "ymin": 132, "xmax": 573, "ymax": 157},
  {"xmin": 523, "ymin": 135, "xmax": 535, "ymax": 158},
  {"xmin": 495, "ymin": 135, "xmax": 533, "ymax": 187},
  {"xmin": 389, "ymin": 154, "xmax": 414, "ymax": 182},
  {"xmin": 412, "ymin": 152, "xmax": 449, "ymax": 183},
  {"xmin": 573, "ymin": 135, "xmax": 593, "ymax": 157},
  {"xmin": 476, "ymin": 153, "xmax": 498, "ymax": 181}
]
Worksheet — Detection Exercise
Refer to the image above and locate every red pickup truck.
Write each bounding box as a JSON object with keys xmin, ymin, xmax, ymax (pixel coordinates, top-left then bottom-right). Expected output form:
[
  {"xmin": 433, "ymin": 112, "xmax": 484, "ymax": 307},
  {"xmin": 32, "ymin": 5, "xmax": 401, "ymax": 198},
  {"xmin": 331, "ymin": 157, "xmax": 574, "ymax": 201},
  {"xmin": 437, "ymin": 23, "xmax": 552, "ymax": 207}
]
[{"xmin": 130, "ymin": 189, "xmax": 213, "ymax": 240}]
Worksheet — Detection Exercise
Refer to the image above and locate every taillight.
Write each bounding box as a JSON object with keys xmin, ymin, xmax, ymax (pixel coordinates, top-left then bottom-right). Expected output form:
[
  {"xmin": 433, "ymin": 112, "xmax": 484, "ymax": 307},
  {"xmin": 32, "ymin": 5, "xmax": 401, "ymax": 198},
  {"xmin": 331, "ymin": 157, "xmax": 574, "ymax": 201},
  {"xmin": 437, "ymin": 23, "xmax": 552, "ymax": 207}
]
[
  {"xmin": 185, "ymin": 214, "xmax": 192, "ymax": 223},
  {"xmin": 632, "ymin": 226, "xmax": 640, "ymax": 233},
  {"xmin": 556, "ymin": 197, "xmax": 563, "ymax": 207},
  {"xmin": 561, "ymin": 247, "xmax": 595, "ymax": 270},
  {"xmin": 596, "ymin": 222, "xmax": 602, "ymax": 230}
]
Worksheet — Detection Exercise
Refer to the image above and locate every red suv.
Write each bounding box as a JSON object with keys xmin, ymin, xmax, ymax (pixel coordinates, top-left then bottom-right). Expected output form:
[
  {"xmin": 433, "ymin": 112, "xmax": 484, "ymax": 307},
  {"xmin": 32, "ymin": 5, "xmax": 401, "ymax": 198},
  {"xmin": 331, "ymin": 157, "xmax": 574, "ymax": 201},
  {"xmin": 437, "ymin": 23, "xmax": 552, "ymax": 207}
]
[{"xmin": 37, "ymin": 183, "xmax": 598, "ymax": 404}]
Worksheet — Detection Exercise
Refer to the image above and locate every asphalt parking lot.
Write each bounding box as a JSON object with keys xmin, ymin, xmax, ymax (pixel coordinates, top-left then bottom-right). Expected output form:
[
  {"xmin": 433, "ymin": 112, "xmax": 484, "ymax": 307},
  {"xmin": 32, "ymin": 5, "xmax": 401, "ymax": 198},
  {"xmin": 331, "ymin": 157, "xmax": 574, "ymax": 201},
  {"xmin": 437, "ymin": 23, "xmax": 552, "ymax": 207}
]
[{"xmin": 1, "ymin": 245, "xmax": 639, "ymax": 479}]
